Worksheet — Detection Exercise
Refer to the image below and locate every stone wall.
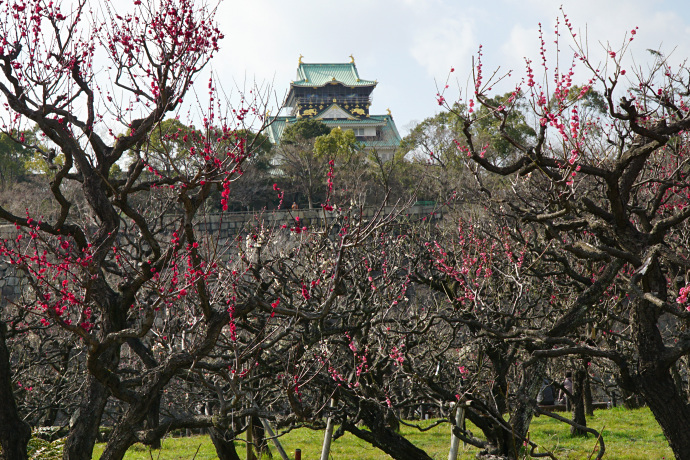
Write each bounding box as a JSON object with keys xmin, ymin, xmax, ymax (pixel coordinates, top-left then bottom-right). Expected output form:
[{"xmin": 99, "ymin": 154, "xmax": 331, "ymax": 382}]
[
  {"xmin": 0, "ymin": 260, "xmax": 24, "ymax": 302},
  {"xmin": 0, "ymin": 205, "xmax": 442, "ymax": 303},
  {"xmin": 0, "ymin": 226, "xmax": 27, "ymax": 303},
  {"xmin": 196, "ymin": 205, "xmax": 440, "ymax": 234}
]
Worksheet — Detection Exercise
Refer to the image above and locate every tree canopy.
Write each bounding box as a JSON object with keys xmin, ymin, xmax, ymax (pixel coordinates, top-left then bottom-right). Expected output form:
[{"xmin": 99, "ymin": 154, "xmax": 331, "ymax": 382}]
[
  {"xmin": 2, "ymin": 4, "xmax": 690, "ymax": 460},
  {"xmin": 282, "ymin": 118, "xmax": 331, "ymax": 143}
]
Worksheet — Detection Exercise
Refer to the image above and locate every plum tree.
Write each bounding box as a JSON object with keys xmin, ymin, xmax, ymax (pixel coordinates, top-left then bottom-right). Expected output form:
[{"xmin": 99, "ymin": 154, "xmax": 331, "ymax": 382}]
[{"xmin": 439, "ymin": 14, "xmax": 690, "ymax": 459}]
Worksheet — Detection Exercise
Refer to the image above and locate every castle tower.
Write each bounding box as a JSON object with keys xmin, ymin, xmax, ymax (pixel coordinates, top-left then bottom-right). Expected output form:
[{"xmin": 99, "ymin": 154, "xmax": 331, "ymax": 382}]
[{"xmin": 267, "ymin": 57, "xmax": 401, "ymax": 161}]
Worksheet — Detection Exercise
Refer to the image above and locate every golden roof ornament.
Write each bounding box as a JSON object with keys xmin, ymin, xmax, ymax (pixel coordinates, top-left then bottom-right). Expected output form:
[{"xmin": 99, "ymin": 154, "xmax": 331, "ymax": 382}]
[
  {"xmin": 349, "ymin": 54, "xmax": 355, "ymax": 63},
  {"xmin": 387, "ymin": 108, "xmax": 391, "ymax": 116},
  {"xmin": 298, "ymin": 54, "xmax": 304, "ymax": 64}
]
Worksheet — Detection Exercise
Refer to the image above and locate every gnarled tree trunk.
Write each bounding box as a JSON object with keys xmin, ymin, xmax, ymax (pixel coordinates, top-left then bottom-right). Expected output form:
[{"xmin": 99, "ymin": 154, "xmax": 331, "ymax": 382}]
[
  {"xmin": 344, "ymin": 399, "xmax": 433, "ymax": 460},
  {"xmin": 209, "ymin": 427, "xmax": 242, "ymax": 460},
  {"xmin": 632, "ymin": 265, "xmax": 690, "ymax": 459},
  {"xmin": 510, "ymin": 359, "xmax": 545, "ymax": 446},
  {"xmin": 63, "ymin": 374, "xmax": 110, "ymax": 460},
  {"xmin": 0, "ymin": 321, "xmax": 30, "ymax": 460},
  {"xmin": 570, "ymin": 366, "xmax": 587, "ymax": 437}
]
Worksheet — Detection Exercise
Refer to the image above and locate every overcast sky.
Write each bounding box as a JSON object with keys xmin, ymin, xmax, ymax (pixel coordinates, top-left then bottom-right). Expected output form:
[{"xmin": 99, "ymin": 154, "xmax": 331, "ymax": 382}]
[{"xmin": 210, "ymin": 0, "xmax": 690, "ymax": 137}]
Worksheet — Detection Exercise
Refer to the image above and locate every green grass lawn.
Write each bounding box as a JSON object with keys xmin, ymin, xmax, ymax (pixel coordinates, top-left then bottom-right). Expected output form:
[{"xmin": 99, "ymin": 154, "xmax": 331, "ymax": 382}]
[{"xmin": 91, "ymin": 407, "xmax": 674, "ymax": 459}]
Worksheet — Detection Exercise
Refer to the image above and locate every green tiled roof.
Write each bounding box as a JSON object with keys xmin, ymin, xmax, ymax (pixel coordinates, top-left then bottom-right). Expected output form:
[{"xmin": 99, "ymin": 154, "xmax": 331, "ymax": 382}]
[
  {"xmin": 266, "ymin": 117, "xmax": 288, "ymax": 145},
  {"xmin": 371, "ymin": 115, "xmax": 402, "ymax": 148},
  {"xmin": 266, "ymin": 114, "xmax": 402, "ymax": 149},
  {"xmin": 293, "ymin": 63, "xmax": 376, "ymax": 87}
]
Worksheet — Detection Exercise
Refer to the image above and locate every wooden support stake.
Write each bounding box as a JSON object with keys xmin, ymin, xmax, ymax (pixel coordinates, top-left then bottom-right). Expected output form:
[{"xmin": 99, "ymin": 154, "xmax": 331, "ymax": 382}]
[
  {"xmin": 448, "ymin": 403, "xmax": 465, "ymax": 460},
  {"xmin": 320, "ymin": 399, "xmax": 336, "ymax": 460},
  {"xmin": 259, "ymin": 417, "xmax": 290, "ymax": 460},
  {"xmin": 246, "ymin": 417, "xmax": 256, "ymax": 460}
]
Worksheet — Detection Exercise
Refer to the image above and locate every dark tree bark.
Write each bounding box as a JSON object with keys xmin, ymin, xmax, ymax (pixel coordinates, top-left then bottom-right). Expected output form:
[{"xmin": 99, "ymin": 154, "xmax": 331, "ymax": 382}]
[
  {"xmin": 62, "ymin": 374, "xmax": 110, "ymax": 460},
  {"xmin": 570, "ymin": 367, "xmax": 587, "ymax": 437},
  {"xmin": 638, "ymin": 367, "xmax": 690, "ymax": 459},
  {"xmin": 126, "ymin": 338, "xmax": 161, "ymax": 450},
  {"xmin": 584, "ymin": 361, "xmax": 594, "ymax": 417},
  {"xmin": 458, "ymin": 359, "xmax": 546, "ymax": 459},
  {"xmin": 468, "ymin": 357, "xmax": 541, "ymax": 460},
  {"xmin": 631, "ymin": 265, "xmax": 690, "ymax": 459},
  {"xmin": 510, "ymin": 359, "xmax": 545, "ymax": 444},
  {"xmin": 685, "ymin": 356, "xmax": 690, "ymax": 405},
  {"xmin": 98, "ymin": 396, "xmax": 164, "ymax": 459},
  {"xmin": 671, "ymin": 363, "xmax": 686, "ymax": 405},
  {"xmin": 0, "ymin": 321, "xmax": 31, "ymax": 460},
  {"xmin": 343, "ymin": 399, "xmax": 433, "ymax": 460},
  {"xmin": 64, "ymin": 290, "xmax": 123, "ymax": 460},
  {"xmin": 209, "ymin": 427, "xmax": 242, "ymax": 460},
  {"xmin": 251, "ymin": 416, "xmax": 270, "ymax": 459},
  {"xmin": 143, "ymin": 394, "xmax": 161, "ymax": 450},
  {"xmin": 44, "ymin": 345, "xmax": 73, "ymax": 427}
]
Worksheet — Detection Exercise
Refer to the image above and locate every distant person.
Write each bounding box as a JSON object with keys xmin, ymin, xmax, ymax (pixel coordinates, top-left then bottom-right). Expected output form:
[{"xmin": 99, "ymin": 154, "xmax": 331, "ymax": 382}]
[
  {"xmin": 559, "ymin": 371, "xmax": 573, "ymax": 409},
  {"xmin": 291, "ymin": 202, "xmax": 299, "ymax": 210},
  {"xmin": 537, "ymin": 378, "xmax": 555, "ymax": 406}
]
